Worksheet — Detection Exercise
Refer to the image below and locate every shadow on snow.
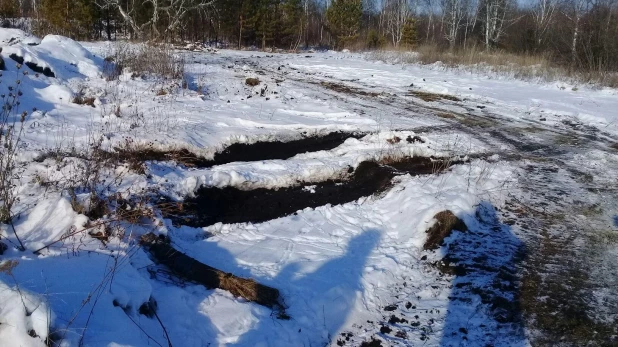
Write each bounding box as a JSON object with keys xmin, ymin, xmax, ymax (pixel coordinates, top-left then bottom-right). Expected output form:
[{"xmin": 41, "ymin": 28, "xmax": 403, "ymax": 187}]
[{"xmin": 439, "ymin": 202, "xmax": 527, "ymax": 346}]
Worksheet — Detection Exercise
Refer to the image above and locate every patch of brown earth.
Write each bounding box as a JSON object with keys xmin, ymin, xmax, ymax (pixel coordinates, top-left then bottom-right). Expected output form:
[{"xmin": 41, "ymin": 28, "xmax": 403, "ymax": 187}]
[
  {"xmin": 320, "ymin": 81, "xmax": 379, "ymax": 97},
  {"xmin": 408, "ymin": 91, "xmax": 461, "ymax": 102},
  {"xmin": 162, "ymin": 157, "xmax": 459, "ymax": 227},
  {"xmin": 423, "ymin": 210, "xmax": 468, "ymax": 250}
]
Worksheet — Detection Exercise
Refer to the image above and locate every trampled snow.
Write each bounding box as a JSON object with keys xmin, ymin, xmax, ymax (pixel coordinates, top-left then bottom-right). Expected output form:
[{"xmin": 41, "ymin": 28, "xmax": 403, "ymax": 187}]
[{"xmin": 0, "ymin": 30, "xmax": 616, "ymax": 346}]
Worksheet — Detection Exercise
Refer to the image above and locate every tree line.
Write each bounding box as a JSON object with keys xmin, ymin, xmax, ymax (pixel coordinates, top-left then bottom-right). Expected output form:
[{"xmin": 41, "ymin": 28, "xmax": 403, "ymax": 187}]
[{"xmin": 0, "ymin": 0, "xmax": 616, "ymax": 71}]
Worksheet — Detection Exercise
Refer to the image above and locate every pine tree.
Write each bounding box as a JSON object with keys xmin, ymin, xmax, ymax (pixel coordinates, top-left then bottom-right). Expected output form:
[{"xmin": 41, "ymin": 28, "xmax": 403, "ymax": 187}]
[
  {"xmin": 400, "ymin": 18, "xmax": 417, "ymax": 49},
  {"xmin": 366, "ymin": 29, "xmax": 385, "ymax": 49},
  {"xmin": 0, "ymin": 0, "xmax": 18, "ymax": 23},
  {"xmin": 253, "ymin": 0, "xmax": 277, "ymax": 49},
  {"xmin": 326, "ymin": 0, "xmax": 362, "ymax": 49},
  {"xmin": 38, "ymin": 0, "xmax": 94, "ymax": 39},
  {"xmin": 281, "ymin": 0, "xmax": 303, "ymax": 49}
]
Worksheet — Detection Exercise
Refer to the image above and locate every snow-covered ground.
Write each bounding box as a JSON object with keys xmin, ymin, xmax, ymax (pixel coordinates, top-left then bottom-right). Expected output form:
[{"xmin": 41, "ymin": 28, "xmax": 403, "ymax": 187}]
[{"xmin": 0, "ymin": 30, "xmax": 617, "ymax": 347}]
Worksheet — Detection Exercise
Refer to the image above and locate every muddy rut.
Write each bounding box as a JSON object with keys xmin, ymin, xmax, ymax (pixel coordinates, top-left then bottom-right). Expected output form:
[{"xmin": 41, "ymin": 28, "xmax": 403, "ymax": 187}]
[
  {"xmin": 118, "ymin": 131, "xmax": 363, "ymax": 168},
  {"xmin": 163, "ymin": 157, "xmax": 458, "ymax": 227},
  {"xmin": 237, "ymin": 58, "xmax": 618, "ymax": 346}
]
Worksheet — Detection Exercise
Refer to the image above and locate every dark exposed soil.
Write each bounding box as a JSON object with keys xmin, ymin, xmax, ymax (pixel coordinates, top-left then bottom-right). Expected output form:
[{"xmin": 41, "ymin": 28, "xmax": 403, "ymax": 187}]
[
  {"xmin": 8, "ymin": 53, "xmax": 55, "ymax": 77},
  {"xmin": 407, "ymin": 91, "xmax": 461, "ymax": 102},
  {"xmin": 211, "ymin": 131, "xmax": 364, "ymax": 165},
  {"xmin": 114, "ymin": 147, "xmax": 212, "ymax": 169},
  {"xmin": 116, "ymin": 131, "xmax": 364, "ymax": 169},
  {"xmin": 8, "ymin": 53, "xmax": 23, "ymax": 64},
  {"xmin": 163, "ymin": 157, "xmax": 459, "ymax": 227},
  {"xmin": 360, "ymin": 338, "xmax": 383, "ymax": 347},
  {"xmin": 319, "ymin": 81, "xmax": 379, "ymax": 97},
  {"xmin": 25, "ymin": 61, "xmax": 55, "ymax": 78}
]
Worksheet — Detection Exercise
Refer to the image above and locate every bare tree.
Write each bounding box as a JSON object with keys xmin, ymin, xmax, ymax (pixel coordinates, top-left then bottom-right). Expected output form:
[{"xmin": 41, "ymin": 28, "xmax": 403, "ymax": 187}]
[
  {"xmin": 441, "ymin": 0, "xmax": 466, "ymax": 48},
  {"xmin": 383, "ymin": 0, "xmax": 413, "ymax": 47},
  {"xmin": 561, "ymin": 0, "xmax": 589, "ymax": 63},
  {"xmin": 423, "ymin": 0, "xmax": 438, "ymax": 42},
  {"xmin": 532, "ymin": 0, "xmax": 557, "ymax": 49},
  {"xmin": 95, "ymin": 0, "xmax": 216, "ymax": 40},
  {"xmin": 479, "ymin": 0, "xmax": 510, "ymax": 49},
  {"xmin": 462, "ymin": 0, "xmax": 479, "ymax": 48}
]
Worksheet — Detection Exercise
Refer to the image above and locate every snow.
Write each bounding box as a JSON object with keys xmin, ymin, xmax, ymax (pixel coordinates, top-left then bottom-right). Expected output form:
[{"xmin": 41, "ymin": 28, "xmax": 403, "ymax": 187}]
[
  {"xmin": 156, "ymin": 131, "xmax": 486, "ymax": 197},
  {"xmin": 291, "ymin": 51, "xmax": 618, "ymax": 136},
  {"xmin": 2, "ymin": 34, "xmax": 102, "ymax": 80},
  {"xmin": 0, "ymin": 31, "xmax": 617, "ymax": 346},
  {"xmin": 0, "ymin": 28, "xmax": 40, "ymax": 46}
]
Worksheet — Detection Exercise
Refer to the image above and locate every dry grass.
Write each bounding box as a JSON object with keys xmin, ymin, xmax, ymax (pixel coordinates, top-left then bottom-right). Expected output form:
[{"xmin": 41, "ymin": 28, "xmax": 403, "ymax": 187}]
[
  {"xmin": 109, "ymin": 42, "xmax": 185, "ymax": 80},
  {"xmin": 417, "ymin": 44, "xmax": 548, "ymax": 67},
  {"xmin": 368, "ymin": 45, "xmax": 618, "ymax": 88},
  {"xmin": 72, "ymin": 95, "xmax": 96, "ymax": 107}
]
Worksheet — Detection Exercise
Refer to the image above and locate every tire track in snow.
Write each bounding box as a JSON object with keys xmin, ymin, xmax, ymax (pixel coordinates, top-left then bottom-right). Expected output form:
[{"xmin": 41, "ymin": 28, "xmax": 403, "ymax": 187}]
[{"xmin": 242, "ymin": 54, "xmax": 618, "ymax": 345}]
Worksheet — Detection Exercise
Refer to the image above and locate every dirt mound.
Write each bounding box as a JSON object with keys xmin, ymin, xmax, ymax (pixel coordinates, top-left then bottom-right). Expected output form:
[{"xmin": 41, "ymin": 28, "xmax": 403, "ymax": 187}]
[{"xmin": 423, "ymin": 210, "xmax": 468, "ymax": 250}]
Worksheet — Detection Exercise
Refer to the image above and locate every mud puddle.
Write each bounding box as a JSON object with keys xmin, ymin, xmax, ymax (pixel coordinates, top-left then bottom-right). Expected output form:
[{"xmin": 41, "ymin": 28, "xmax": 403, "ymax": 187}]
[
  {"xmin": 117, "ymin": 131, "xmax": 364, "ymax": 169},
  {"xmin": 162, "ymin": 156, "xmax": 459, "ymax": 227}
]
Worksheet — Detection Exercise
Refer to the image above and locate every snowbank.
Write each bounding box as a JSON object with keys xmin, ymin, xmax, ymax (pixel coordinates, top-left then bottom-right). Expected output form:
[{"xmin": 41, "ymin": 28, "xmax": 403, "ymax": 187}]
[
  {"xmin": 0, "ymin": 28, "xmax": 40, "ymax": 46},
  {"xmin": 0, "ymin": 29, "xmax": 103, "ymax": 79}
]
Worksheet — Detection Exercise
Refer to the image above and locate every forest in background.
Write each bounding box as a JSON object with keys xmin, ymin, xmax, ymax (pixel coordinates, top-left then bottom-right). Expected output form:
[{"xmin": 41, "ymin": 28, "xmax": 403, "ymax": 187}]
[{"xmin": 0, "ymin": 0, "xmax": 617, "ymax": 75}]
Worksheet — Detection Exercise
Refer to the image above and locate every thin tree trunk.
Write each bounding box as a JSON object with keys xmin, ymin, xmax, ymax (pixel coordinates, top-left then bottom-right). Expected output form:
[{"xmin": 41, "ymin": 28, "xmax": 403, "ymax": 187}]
[
  {"xmin": 571, "ymin": 16, "xmax": 579, "ymax": 65},
  {"xmin": 239, "ymin": 14, "xmax": 243, "ymax": 49}
]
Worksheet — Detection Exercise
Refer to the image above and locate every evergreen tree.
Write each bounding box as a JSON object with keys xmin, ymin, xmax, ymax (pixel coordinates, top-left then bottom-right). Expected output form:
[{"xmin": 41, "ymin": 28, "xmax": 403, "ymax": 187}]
[
  {"xmin": 39, "ymin": 0, "xmax": 94, "ymax": 39},
  {"xmin": 281, "ymin": 0, "xmax": 303, "ymax": 49},
  {"xmin": 0, "ymin": 0, "xmax": 18, "ymax": 23},
  {"xmin": 366, "ymin": 29, "xmax": 385, "ymax": 49},
  {"xmin": 326, "ymin": 0, "xmax": 362, "ymax": 49},
  {"xmin": 253, "ymin": 0, "xmax": 277, "ymax": 49},
  {"xmin": 400, "ymin": 18, "xmax": 417, "ymax": 48}
]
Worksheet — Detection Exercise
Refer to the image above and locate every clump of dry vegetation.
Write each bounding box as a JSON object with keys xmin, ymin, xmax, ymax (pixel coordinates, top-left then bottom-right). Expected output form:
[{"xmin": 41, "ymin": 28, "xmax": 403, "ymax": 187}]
[
  {"xmin": 72, "ymin": 94, "xmax": 96, "ymax": 107},
  {"xmin": 0, "ymin": 67, "xmax": 31, "ymax": 250},
  {"xmin": 246, "ymin": 77, "xmax": 260, "ymax": 86},
  {"xmin": 107, "ymin": 42, "xmax": 185, "ymax": 81}
]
